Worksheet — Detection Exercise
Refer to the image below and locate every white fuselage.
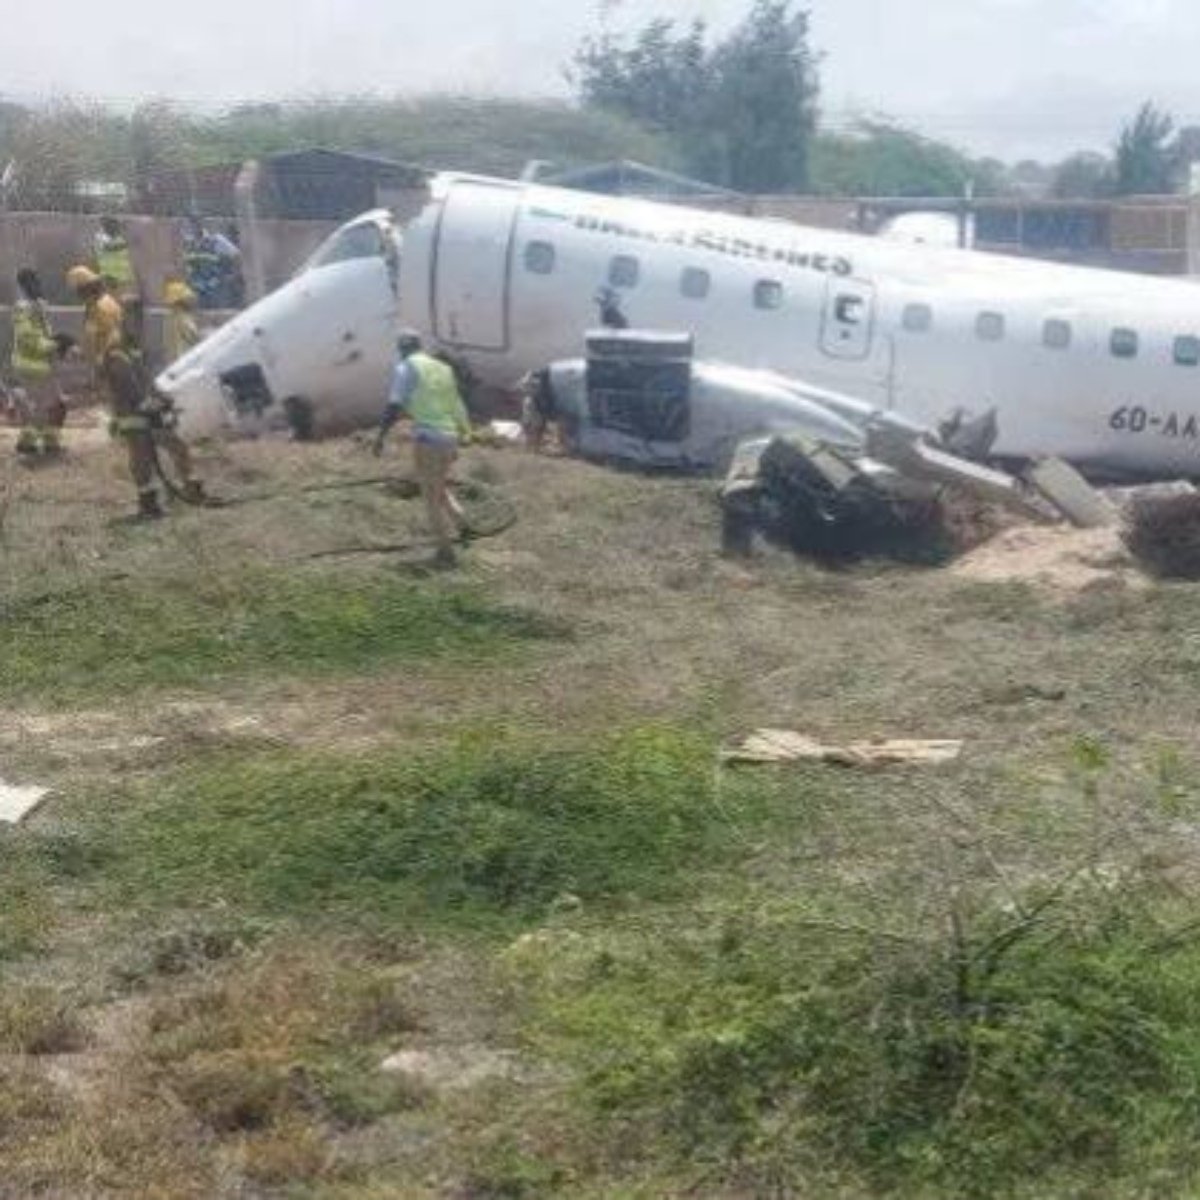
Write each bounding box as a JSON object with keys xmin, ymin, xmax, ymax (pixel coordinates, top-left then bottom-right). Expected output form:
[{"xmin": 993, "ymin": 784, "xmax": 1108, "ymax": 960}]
[{"xmin": 159, "ymin": 175, "xmax": 1200, "ymax": 478}]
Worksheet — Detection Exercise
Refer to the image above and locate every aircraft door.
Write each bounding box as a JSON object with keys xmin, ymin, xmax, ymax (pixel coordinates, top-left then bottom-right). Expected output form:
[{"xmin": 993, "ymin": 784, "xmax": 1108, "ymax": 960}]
[
  {"xmin": 433, "ymin": 181, "xmax": 521, "ymax": 351},
  {"xmin": 820, "ymin": 277, "xmax": 877, "ymax": 361}
]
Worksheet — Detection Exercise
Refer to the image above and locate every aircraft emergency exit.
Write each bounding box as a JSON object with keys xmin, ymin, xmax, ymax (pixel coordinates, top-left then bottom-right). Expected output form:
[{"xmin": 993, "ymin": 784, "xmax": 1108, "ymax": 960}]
[{"xmin": 158, "ymin": 173, "xmax": 1200, "ymax": 480}]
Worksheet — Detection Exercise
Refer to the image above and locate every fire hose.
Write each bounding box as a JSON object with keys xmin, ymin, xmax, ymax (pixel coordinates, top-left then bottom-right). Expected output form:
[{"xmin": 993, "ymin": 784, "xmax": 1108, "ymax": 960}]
[{"xmin": 141, "ymin": 409, "xmax": 518, "ymax": 553}]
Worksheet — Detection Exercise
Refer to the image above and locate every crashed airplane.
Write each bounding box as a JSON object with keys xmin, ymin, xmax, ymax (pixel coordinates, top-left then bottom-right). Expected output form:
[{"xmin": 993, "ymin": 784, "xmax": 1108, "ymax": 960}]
[{"xmin": 158, "ymin": 172, "xmax": 1200, "ymax": 504}]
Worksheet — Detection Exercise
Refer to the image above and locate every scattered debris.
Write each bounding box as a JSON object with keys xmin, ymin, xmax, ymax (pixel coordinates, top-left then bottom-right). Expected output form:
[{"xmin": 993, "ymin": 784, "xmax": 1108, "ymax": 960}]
[
  {"xmin": 864, "ymin": 422, "xmax": 1051, "ymax": 522},
  {"xmin": 0, "ymin": 779, "xmax": 50, "ymax": 824},
  {"xmin": 1107, "ymin": 481, "xmax": 1198, "ymax": 513},
  {"xmin": 487, "ymin": 420, "xmax": 525, "ymax": 445},
  {"xmin": 721, "ymin": 433, "xmax": 953, "ymax": 563},
  {"xmin": 716, "ymin": 429, "xmax": 1100, "ymax": 565},
  {"xmin": 1124, "ymin": 492, "xmax": 1200, "ymax": 580},
  {"xmin": 723, "ymin": 731, "xmax": 963, "ymax": 768},
  {"xmin": 1024, "ymin": 458, "xmax": 1119, "ymax": 529}
]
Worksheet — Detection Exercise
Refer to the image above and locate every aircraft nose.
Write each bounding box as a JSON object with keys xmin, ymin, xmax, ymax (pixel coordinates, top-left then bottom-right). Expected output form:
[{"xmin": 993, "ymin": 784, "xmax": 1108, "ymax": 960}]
[
  {"xmin": 158, "ymin": 362, "xmax": 231, "ymax": 439},
  {"xmin": 156, "ymin": 317, "xmax": 260, "ymax": 438}
]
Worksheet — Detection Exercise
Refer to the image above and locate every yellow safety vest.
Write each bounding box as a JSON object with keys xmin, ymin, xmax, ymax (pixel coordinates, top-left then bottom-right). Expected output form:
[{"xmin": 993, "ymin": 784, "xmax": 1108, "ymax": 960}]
[
  {"xmin": 10, "ymin": 300, "xmax": 57, "ymax": 382},
  {"xmin": 83, "ymin": 293, "xmax": 128, "ymax": 370},
  {"xmin": 96, "ymin": 236, "xmax": 136, "ymax": 292},
  {"xmin": 407, "ymin": 353, "xmax": 470, "ymax": 440},
  {"xmin": 164, "ymin": 308, "xmax": 200, "ymax": 364}
]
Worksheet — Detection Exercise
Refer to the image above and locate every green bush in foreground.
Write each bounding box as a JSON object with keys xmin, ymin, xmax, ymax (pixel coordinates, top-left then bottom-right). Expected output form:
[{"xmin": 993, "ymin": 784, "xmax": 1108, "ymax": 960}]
[
  {"xmin": 0, "ymin": 571, "xmax": 560, "ymax": 699},
  {"xmin": 108, "ymin": 729, "xmax": 751, "ymax": 923},
  {"xmin": 538, "ymin": 879, "xmax": 1200, "ymax": 1195}
]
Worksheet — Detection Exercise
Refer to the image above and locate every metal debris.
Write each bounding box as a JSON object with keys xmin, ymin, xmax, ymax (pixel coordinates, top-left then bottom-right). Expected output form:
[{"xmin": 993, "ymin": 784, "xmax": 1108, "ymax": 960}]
[
  {"xmin": 0, "ymin": 779, "xmax": 51, "ymax": 824},
  {"xmin": 724, "ymin": 731, "xmax": 964, "ymax": 768},
  {"xmin": 1024, "ymin": 459, "xmax": 1119, "ymax": 529}
]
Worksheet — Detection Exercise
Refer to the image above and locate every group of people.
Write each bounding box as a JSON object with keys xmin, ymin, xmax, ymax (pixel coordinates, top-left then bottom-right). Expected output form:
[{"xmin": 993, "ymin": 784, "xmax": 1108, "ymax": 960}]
[
  {"xmin": 6, "ymin": 214, "xmax": 219, "ymax": 519},
  {"xmin": 8, "ymin": 209, "xmax": 478, "ymax": 560},
  {"xmin": 93, "ymin": 213, "xmax": 244, "ymax": 321}
]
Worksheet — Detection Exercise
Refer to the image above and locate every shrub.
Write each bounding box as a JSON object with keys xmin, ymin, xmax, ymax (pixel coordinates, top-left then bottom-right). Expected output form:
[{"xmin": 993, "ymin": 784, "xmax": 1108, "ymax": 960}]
[{"xmin": 554, "ymin": 876, "xmax": 1200, "ymax": 1194}]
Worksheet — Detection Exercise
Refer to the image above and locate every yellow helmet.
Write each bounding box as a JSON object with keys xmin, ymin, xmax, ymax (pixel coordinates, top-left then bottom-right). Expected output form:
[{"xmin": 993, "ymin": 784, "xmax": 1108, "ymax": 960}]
[
  {"xmin": 66, "ymin": 265, "xmax": 101, "ymax": 292},
  {"xmin": 163, "ymin": 279, "xmax": 196, "ymax": 309}
]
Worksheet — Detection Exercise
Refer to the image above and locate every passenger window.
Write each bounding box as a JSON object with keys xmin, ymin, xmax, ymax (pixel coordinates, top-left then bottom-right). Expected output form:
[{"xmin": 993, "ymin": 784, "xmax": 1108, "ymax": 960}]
[
  {"xmin": 524, "ymin": 241, "xmax": 556, "ymax": 276},
  {"xmin": 609, "ymin": 255, "xmax": 640, "ymax": 289},
  {"xmin": 681, "ymin": 267, "xmax": 711, "ymax": 300},
  {"xmin": 754, "ymin": 280, "xmax": 784, "ymax": 311},
  {"xmin": 902, "ymin": 303, "xmax": 932, "ymax": 333},
  {"xmin": 1175, "ymin": 336, "xmax": 1200, "ymax": 367},
  {"xmin": 976, "ymin": 312, "xmax": 1006, "ymax": 342},
  {"xmin": 1111, "ymin": 328, "xmax": 1139, "ymax": 359},
  {"xmin": 1043, "ymin": 319, "xmax": 1072, "ymax": 350}
]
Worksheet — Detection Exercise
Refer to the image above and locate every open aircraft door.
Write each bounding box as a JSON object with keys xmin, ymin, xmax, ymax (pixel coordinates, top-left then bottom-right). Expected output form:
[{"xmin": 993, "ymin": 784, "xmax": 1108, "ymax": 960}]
[
  {"xmin": 820, "ymin": 277, "xmax": 877, "ymax": 362},
  {"xmin": 433, "ymin": 180, "xmax": 521, "ymax": 351}
]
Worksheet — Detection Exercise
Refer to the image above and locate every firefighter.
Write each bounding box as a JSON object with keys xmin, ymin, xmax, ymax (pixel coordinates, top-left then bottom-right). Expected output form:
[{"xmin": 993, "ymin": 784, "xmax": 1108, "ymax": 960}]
[
  {"xmin": 162, "ymin": 277, "xmax": 201, "ymax": 366},
  {"xmin": 375, "ymin": 331, "xmax": 473, "ymax": 567},
  {"xmin": 67, "ymin": 265, "xmax": 203, "ymax": 520},
  {"xmin": 94, "ymin": 215, "xmax": 144, "ymax": 347},
  {"xmin": 9, "ymin": 269, "xmax": 69, "ymax": 459}
]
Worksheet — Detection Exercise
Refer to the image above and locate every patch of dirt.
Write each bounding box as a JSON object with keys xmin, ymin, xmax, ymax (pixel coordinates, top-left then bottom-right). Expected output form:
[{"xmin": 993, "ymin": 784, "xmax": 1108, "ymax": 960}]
[
  {"xmin": 951, "ymin": 523, "xmax": 1147, "ymax": 595},
  {"xmin": 380, "ymin": 1046, "xmax": 530, "ymax": 1093},
  {"xmin": 42, "ymin": 998, "xmax": 146, "ymax": 1106},
  {"xmin": 0, "ymin": 701, "xmax": 271, "ymax": 762}
]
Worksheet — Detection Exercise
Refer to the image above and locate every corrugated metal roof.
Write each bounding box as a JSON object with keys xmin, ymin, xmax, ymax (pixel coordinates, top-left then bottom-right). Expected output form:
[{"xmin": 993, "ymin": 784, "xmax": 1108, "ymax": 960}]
[{"xmin": 545, "ymin": 160, "xmax": 742, "ymax": 198}]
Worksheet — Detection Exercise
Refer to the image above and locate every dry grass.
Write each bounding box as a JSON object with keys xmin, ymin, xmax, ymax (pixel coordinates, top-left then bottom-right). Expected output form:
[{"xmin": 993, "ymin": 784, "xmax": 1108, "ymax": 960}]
[
  {"xmin": 3, "ymin": 432, "xmax": 1200, "ymax": 1191},
  {"xmin": 0, "ymin": 986, "xmax": 88, "ymax": 1056}
]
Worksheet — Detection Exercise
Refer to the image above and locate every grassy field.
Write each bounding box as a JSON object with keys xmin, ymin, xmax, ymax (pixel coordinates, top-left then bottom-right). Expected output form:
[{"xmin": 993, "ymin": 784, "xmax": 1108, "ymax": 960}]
[{"xmin": 2, "ymin": 431, "xmax": 1200, "ymax": 1196}]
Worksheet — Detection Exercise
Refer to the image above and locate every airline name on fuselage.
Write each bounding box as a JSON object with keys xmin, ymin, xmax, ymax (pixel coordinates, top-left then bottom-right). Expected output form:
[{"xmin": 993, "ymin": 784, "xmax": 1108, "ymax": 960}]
[{"xmin": 529, "ymin": 206, "xmax": 854, "ymax": 279}]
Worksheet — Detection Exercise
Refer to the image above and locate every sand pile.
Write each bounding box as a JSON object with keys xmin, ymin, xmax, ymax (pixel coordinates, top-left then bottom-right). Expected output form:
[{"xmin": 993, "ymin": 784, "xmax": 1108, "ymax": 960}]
[{"xmin": 952, "ymin": 523, "xmax": 1145, "ymax": 595}]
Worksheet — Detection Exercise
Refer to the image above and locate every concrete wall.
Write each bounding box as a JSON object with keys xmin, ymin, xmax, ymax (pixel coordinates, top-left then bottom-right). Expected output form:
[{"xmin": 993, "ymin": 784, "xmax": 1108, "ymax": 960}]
[
  {"xmin": 0, "ymin": 213, "xmax": 338, "ymax": 306},
  {"xmin": 0, "ymin": 306, "xmax": 236, "ymax": 390}
]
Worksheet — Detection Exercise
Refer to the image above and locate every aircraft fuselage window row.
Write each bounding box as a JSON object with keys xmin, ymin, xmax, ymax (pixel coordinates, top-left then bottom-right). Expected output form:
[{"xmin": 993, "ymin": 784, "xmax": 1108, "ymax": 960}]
[
  {"xmin": 522, "ymin": 245, "xmax": 1198, "ymax": 365},
  {"xmin": 527, "ymin": 244, "xmax": 785, "ymax": 309},
  {"xmin": 897, "ymin": 301, "xmax": 1198, "ymax": 367}
]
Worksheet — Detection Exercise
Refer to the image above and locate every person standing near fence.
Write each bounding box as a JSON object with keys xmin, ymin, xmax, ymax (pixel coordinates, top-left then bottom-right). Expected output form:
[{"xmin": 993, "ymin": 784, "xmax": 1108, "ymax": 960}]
[
  {"xmin": 162, "ymin": 278, "xmax": 202, "ymax": 366},
  {"xmin": 94, "ymin": 215, "xmax": 145, "ymax": 348},
  {"xmin": 183, "ymin": 216, "xmax": 243, "ymax": 310},
  {"xmin": 9, "ymin": 269, "xmax": 70, "ymax": 460}
]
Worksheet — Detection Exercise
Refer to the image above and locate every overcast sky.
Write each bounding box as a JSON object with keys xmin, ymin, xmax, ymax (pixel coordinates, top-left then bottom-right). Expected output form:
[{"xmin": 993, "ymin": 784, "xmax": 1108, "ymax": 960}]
[{"xmin": 5, "ymin": 0, "xmax": 1200, "ymax": 161}]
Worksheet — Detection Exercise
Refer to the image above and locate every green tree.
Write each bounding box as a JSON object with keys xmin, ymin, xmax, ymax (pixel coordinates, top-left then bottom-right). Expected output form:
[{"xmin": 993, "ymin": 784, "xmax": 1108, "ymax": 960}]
[
  {"xmin": 1114, "ymin": 102, "xmax": 1176, "ymax": 195},
  {"xmin": 5, "ymin": 100, "xmax": 127, "ymax": 208},
  {"xmin": 0, "ymin": 95, "xmax": 672, "ymax": 210},
  {"xmin": 573, "ymin": 1, "xmax": 820, "ymax": 192},
  {"xmin": 0, "ymin": 100, "xmax": 28, "ymax": 165},
  {"xmin": 572, "ymin": 18, "xmax": 710, "ymax": 136},
  {"xmin": 191, "ymin": 96, "xmax": 668, "ymax": 179},
  {"xmin": 810, "ymin": 122, "xmax": 1002, "ymax": 198},
  {"xmin": 128, "ymin": 102, "xmax": 194, "ymax": 181},
  {"xmin": 1051, "ymin": 151, "xmax": 1114, "ymax": 198},
  {"xmin": 706, "ymin": 1, "xmax": 819, "ymax": 192}
]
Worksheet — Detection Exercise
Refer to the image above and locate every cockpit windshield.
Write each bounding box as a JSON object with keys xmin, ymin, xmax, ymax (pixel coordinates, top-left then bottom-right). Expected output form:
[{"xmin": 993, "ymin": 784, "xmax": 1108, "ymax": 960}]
[{"xmin": 304, "ymin": 221, "xmax": 386, "ymax": 272}]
